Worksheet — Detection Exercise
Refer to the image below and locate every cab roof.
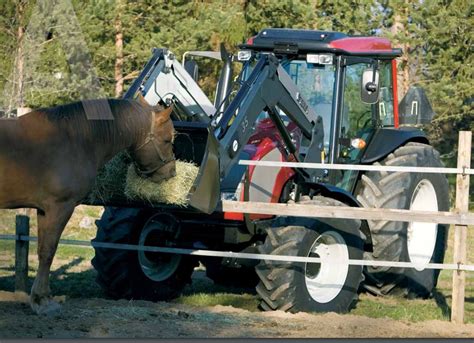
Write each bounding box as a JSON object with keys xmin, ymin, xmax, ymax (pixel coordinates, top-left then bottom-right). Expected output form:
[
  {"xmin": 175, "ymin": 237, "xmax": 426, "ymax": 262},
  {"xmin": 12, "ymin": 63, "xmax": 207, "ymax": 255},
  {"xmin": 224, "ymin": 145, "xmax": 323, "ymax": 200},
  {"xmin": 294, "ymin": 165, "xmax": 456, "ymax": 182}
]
[{"xmin": 239, "ymin": 28, "xmax": 402, "ymax": 58}]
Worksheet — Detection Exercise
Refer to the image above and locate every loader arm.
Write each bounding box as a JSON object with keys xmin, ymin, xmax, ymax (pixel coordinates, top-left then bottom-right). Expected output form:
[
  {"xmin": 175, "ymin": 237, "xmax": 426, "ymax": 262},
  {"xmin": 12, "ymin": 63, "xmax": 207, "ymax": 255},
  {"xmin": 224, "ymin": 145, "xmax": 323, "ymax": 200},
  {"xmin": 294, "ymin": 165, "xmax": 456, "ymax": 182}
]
[
  {"xmin": 121, "ymin": 49, "xmax": 327, "ymax": 213},
  {"xmin": 214, "ymin": 53, "xmax": 325, "ymax": 183},
  {"xmin": 124, "ymin": 48, "xmax": 215, "ymax": 122}
]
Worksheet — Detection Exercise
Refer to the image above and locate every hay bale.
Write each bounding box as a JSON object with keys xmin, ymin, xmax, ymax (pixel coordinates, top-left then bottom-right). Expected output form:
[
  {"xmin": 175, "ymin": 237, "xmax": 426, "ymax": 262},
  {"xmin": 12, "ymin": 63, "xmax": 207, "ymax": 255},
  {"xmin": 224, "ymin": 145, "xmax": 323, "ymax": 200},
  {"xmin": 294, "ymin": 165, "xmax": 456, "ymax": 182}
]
[
  {"xmin": 125, "ymin": 160, "xmax": 199, "ymax": 206},
  {"xmin": 86, "ymin": 152, "xmax": 131, "ymax": 204}
]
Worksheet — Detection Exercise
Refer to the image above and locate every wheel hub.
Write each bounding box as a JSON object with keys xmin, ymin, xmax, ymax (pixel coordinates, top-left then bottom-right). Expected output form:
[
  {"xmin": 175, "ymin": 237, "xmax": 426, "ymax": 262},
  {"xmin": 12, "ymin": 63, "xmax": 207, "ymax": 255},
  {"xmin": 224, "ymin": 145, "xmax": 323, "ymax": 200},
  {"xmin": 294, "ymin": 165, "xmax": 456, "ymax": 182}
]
[
  {"xmin": 138, "ymin": 215, "xmax": 181, "ymax": 282},
  {"xmin": 407, "ymin": 179, "xmax": 438, "ymax": 271},
  {"xmin": 304, "ymin": 231, "xmax": 349, "ymax": 303}
]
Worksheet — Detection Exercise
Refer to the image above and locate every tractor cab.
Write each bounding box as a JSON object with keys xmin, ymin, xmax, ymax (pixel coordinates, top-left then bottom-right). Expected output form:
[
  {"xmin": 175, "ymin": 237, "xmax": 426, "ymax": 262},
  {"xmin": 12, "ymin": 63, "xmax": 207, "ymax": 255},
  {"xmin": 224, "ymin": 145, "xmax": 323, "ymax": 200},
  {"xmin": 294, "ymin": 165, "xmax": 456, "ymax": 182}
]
[
  {"xmin": 199, "ymin": 29, "xmax": 432, "ymax": 192},
  {"xmin": 228, "ymin": 28, "xmax": 404, "ymax": 190}
]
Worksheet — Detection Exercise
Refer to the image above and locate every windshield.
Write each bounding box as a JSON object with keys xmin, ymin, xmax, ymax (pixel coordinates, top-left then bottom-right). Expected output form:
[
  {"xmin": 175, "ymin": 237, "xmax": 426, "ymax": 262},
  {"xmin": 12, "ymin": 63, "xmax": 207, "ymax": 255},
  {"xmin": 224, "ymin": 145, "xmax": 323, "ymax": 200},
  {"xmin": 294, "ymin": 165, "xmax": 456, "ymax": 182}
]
[
  {"xmin": 239, "ymin": 57, "xmax": 335, "ymax": 151},
  {"xmin": 282, "ymin": 59, "xmax": 335, "ymax": 149}
]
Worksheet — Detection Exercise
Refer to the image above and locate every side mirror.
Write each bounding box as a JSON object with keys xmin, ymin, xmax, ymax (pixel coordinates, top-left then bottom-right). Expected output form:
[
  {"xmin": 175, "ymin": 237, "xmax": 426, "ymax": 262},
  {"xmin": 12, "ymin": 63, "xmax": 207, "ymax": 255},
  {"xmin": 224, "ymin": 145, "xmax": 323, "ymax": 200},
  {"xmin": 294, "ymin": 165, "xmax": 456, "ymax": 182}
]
[
  {"xmin": 184, "ymin": 59, "xmax": 199, "ymax": 82},
  {"xmin": 361, "ymin": 69, "xmax": 380, "ymax": 104}
]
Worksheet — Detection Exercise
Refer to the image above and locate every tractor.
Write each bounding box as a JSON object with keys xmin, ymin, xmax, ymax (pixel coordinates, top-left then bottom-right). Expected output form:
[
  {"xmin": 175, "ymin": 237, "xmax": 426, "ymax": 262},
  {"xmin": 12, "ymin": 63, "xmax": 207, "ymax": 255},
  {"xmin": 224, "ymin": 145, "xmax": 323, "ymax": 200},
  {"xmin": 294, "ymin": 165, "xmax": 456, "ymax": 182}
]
[{"xmin": 89, "ymin": 28, "xmax": 449, "ymax": 313}]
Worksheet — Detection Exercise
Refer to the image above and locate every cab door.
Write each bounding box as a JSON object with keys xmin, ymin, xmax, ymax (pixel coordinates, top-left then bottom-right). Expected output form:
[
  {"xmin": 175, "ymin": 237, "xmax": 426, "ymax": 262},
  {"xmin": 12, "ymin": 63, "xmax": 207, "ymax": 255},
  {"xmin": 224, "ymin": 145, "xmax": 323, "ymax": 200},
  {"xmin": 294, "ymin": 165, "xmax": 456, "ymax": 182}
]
[{"xmin": 331, "ymin": 57, "xmax": 395, "ymax": 191}]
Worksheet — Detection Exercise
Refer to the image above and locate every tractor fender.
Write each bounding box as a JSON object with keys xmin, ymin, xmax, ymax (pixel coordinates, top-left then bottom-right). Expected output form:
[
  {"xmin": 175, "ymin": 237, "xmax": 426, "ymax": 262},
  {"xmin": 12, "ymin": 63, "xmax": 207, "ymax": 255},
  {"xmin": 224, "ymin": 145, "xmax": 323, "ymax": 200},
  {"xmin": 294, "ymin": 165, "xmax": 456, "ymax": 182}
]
[
  {"xmin": 361, "ymin": 127, "xmax": 428, "ymax": 164},
  {"xmin": 301, "ymin": 182, "xmax": 373, "ymax": 250}
]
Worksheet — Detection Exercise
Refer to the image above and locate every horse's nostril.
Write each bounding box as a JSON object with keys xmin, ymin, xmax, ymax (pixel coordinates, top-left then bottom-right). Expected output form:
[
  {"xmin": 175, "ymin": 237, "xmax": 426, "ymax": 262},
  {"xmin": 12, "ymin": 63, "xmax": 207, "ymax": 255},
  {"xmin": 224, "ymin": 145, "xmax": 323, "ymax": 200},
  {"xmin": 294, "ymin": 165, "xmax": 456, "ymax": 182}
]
[{"xmin": 171, "ymin": 170, "xmax": 177, "ymax": 177}]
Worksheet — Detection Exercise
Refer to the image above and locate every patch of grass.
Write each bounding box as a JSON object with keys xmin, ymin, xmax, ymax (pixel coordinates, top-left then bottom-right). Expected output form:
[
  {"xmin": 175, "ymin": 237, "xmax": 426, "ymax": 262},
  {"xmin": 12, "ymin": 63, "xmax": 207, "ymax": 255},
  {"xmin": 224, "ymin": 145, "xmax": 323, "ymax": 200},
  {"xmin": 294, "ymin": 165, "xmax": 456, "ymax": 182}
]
[
  {"xmin": 0, "ymin": 206, "xmax": 100, "ymax": 241},
  {"xmin": 0, "ymin": 210, "xmax": 16, "ymax": 232},
  {"xmin": 0, "ymin": 240, "xmax": 100, "ymax": 298},
  {"xmin": 173, "ymin": 292, "xmax": 259, "ymax": 312},
  {"xmin": 353, "ymin": 294, "xmax": 449, "ymax": 322},
  {"xmin": 352, "ymin": 224, "xmax": 474, "ymax": 323}
]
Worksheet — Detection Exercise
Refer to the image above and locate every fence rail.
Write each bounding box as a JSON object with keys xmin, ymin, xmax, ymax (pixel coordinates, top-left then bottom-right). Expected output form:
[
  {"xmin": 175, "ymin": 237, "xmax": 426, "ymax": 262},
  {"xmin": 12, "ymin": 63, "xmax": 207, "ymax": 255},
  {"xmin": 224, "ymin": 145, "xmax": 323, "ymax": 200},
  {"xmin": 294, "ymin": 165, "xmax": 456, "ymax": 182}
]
[
  {"xmin": 0, "ymin": 234, "xmax": 473, "ymax": 272},
  {"xmin": 221, "ymin": 201, "xmax": 474, "ymax": 225},
  {"xmin": 239, "ymin": 160, "xmax": 474, "ymax": 175},
  {"xmin": 0, "ymin": 131, "xmax": 472, "ymax": 324}
]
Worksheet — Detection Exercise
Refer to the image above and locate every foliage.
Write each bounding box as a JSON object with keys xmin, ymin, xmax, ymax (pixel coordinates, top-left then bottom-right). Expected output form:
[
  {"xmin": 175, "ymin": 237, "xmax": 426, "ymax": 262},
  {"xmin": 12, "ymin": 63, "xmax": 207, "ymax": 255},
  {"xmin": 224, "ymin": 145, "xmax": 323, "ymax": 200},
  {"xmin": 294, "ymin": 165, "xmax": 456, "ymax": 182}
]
[
  {"xmin": 0, "ymin": 0, "xmax": 471, "ymax": 162},
  {"xmin": 412, "ymin": 1, "xmax": 473, "ymax": 166}
]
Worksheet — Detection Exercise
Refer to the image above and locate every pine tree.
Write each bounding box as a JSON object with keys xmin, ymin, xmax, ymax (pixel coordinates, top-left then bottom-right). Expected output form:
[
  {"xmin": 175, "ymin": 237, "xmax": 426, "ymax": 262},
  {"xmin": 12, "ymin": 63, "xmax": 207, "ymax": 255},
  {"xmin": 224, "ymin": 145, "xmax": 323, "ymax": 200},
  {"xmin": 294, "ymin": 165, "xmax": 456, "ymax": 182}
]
[
  {"xmin": 409, "ymin": 0, "xmax": 472, "ymax": 166},
  {"xmin": 0, "ymin": 0, "xmax": 33, "ymax": 115}
]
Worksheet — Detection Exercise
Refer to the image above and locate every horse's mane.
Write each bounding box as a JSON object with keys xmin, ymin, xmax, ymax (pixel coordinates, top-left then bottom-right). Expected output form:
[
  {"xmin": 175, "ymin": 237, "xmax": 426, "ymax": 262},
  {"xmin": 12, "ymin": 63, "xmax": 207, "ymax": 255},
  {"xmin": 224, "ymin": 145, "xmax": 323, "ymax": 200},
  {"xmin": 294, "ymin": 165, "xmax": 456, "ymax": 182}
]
[{"xmin": 41, "ymin": 98, "xmax": 151, "ymax": 146}]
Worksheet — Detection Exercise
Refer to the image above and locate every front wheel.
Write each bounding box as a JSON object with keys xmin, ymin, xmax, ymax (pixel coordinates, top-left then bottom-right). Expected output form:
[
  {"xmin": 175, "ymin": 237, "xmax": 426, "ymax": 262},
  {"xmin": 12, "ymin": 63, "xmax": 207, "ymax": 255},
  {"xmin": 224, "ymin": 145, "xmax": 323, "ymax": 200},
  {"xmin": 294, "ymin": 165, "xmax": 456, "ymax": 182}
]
[
  {"xmin": 256, "ymin": 197, "xmax": 364, "ymax": 313},
  {"xmin": 92, "ymin": 207, "xmax": 197, "ymax": 301}
]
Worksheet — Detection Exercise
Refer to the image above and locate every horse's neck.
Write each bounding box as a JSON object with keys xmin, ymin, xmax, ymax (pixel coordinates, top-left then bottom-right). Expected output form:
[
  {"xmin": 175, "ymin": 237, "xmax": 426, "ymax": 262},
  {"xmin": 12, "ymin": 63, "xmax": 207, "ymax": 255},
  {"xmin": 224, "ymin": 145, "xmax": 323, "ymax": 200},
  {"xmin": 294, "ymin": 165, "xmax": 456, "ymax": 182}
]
[{"xmin": 96, "ymin": 107, "xmax": 150, "ymax": 167}]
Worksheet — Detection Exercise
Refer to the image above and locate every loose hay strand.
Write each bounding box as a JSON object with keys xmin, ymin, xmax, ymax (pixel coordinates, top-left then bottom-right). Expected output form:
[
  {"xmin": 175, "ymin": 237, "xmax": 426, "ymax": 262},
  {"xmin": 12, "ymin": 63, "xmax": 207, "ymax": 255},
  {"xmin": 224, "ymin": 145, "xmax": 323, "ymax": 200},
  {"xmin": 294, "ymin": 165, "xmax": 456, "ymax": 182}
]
[{"xmin": 125, "ymin": 161, "xmax": 199, "ymax": 206}]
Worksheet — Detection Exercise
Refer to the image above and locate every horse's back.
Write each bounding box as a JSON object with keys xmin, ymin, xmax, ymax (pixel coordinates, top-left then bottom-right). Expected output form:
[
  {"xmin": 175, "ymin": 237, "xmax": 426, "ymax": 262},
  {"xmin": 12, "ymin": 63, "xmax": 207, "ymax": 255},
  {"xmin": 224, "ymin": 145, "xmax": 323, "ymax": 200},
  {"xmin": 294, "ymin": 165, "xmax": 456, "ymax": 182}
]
[{"xmin": 0, "ymin": 110, "xmax": 96, "ymax": 209}]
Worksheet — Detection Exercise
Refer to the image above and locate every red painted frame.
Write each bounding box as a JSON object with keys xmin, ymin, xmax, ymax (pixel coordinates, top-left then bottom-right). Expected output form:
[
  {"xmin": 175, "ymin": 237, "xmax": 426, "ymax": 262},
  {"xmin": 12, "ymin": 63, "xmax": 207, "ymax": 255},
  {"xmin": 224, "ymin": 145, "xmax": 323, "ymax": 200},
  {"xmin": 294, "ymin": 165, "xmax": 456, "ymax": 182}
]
[
  {"xmin": 329, "ymin": 37, "xmax": 393, "ymax": 53},
  {"xmin": 392, "ymin": 59, "xmax": 399, "ymax": 128}
]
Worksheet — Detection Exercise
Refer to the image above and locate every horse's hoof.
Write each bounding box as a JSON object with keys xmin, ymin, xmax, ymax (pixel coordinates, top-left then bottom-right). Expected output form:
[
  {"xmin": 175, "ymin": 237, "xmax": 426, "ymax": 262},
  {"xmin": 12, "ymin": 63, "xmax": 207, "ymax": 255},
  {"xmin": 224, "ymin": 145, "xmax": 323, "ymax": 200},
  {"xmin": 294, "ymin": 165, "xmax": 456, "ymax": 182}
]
[{"xmin": 30, "ymin": 297, "xmax": 62, "ymax": 316}]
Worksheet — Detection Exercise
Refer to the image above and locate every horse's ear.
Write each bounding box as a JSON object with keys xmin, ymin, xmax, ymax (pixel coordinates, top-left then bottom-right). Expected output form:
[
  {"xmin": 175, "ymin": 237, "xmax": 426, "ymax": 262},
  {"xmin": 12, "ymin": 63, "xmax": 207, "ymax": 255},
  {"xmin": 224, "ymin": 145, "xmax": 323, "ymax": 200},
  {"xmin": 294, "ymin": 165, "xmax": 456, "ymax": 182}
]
[
  {"xmin": 136, "ymin": 93, "xmax": 150, "ymax": 107},
  {"xmin": 156, "ymin": 104, "xmax": 174, "ymax": 122}
]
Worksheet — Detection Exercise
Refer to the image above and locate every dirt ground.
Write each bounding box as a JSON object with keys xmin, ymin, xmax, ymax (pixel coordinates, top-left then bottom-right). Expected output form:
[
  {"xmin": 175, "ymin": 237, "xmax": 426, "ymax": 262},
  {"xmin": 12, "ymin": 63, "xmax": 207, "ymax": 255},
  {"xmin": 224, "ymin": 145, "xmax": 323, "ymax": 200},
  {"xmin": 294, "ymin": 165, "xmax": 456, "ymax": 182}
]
[{"xmin": 0, "ymin": 290, "xmax": 473, "ymax": 338}]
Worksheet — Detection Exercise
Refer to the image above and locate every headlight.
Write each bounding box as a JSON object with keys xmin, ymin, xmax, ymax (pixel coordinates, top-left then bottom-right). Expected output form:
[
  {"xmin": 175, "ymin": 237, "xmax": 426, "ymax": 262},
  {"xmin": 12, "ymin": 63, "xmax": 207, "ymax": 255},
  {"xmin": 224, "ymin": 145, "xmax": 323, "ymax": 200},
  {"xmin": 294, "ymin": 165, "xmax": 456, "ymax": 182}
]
[
  {"xmin": 237, "ymin": 50, "xmax": 252, "ymax": 61},
  {"xmin": 306, "ymin": 54, "xmax": 333, "ymax": 65}
]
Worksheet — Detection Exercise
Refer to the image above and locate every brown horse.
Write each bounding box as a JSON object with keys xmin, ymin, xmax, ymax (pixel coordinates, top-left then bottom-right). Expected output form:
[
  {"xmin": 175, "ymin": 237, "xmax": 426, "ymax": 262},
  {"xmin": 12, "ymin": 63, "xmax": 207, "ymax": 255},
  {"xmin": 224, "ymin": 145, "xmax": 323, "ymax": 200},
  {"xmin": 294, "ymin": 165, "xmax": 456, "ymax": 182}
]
[{"xmin": 0, "ymin": 98, "xmax": 176, "ymax": 314}]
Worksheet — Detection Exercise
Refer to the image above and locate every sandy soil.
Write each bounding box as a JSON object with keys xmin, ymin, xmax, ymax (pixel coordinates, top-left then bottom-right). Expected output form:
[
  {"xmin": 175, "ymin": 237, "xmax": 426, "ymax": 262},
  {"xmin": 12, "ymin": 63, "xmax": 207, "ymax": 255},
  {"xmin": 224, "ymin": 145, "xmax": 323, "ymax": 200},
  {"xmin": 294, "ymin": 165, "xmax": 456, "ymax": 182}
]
[{"xmin": 0, "ymin": 291, "xmax": 473, "ymax": 338}]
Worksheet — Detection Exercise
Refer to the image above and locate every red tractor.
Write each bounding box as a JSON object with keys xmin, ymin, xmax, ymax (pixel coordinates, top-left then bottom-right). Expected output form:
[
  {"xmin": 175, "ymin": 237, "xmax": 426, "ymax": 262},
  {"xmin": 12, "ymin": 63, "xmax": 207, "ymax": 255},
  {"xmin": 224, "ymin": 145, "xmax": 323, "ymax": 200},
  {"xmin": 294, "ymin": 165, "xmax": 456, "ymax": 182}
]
[{"xmin": 90, "ymin": 28, "xmax": 449, "ymax": 313}]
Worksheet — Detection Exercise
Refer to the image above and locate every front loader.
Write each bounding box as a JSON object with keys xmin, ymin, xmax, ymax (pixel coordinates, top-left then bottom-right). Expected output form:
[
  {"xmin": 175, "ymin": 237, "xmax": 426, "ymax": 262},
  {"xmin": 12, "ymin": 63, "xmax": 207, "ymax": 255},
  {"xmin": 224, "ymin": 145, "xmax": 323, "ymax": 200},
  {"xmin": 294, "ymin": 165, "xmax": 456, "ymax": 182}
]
[{"xmin": 90, "ymin": 28, "xmax": 449, "ymax": 313}]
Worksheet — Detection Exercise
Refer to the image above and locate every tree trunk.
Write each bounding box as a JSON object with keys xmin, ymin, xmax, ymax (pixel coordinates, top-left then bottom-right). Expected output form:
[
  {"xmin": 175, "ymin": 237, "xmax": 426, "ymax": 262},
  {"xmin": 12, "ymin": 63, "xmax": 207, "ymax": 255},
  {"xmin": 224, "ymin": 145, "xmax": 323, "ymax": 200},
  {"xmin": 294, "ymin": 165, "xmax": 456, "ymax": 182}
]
[
  {"xmin": 7, "ymin": 1, "xmax": 27, "ymax": 116},
  {"xmin": 390, "ymin": 3, "xmax": 410, "ymax": 101},
  {"xmin": 16, "ymin": 24, "xmax": 25, "ymax": 109},
  {"xmin": 114, "ymin": 0, "xmax": 124, "ymax": 98}
]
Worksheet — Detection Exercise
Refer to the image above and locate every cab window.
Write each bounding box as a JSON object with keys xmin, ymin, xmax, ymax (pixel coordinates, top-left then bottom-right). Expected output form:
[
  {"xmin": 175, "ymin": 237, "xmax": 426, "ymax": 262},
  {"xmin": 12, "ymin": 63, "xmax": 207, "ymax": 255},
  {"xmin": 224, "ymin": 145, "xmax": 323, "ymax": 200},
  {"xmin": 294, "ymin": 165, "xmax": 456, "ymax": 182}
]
[{"xmin": 379, "ymin": 61, "xmax": 395, "ymax": 126}]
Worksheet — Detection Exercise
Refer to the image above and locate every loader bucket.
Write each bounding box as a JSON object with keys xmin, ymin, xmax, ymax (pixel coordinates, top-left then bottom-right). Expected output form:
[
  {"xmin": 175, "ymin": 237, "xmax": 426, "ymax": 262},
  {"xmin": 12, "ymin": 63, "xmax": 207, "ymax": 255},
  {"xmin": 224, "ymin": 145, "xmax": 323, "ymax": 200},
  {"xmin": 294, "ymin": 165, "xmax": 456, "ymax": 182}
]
[{"xmin": 173, "ymin": 122, "xmax": 220, "ymax": 214}]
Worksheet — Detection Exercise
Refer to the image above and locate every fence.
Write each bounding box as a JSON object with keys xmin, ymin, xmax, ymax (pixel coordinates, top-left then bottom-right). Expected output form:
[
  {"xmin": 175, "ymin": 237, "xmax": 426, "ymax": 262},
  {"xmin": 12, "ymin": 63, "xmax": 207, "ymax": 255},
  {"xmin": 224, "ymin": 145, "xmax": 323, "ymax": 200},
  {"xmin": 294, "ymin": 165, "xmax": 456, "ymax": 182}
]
[{"xmin": 0, "ymin": 131, "xmax": 472, "ymax": 323}]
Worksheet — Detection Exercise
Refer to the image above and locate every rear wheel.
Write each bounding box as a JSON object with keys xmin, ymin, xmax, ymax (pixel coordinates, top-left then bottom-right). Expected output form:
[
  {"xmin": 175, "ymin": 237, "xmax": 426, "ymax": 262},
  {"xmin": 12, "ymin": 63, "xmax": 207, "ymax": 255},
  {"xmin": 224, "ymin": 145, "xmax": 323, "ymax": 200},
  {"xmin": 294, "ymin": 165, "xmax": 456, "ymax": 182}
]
[
  {"xmin": 92, "ymin": 207, "xmax": 197, "ymax": 301},
  {"xmin": 256, "ymin": 196, "xmax": 364, "ymax": 313},
  {"xmin": 356, "ymin": 142, "xmax": 449, "ymax": 297}
]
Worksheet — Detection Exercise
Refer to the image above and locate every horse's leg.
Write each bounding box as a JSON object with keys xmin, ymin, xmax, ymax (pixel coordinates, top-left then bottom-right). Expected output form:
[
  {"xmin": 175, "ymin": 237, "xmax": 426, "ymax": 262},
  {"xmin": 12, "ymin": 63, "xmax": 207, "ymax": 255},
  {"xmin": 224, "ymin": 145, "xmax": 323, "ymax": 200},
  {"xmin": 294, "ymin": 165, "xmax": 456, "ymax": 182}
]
[{"xmin": 30, "ymin": 201, "xmax": 75, "ymax": 315}]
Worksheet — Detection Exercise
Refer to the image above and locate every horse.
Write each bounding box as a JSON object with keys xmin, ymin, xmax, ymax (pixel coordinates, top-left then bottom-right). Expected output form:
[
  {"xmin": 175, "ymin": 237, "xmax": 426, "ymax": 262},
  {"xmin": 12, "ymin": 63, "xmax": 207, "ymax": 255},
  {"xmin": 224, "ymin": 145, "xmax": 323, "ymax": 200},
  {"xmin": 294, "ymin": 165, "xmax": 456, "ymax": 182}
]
[{"xmin": 0, "ymin": 97, "xmax": 176, "ymax": 314}]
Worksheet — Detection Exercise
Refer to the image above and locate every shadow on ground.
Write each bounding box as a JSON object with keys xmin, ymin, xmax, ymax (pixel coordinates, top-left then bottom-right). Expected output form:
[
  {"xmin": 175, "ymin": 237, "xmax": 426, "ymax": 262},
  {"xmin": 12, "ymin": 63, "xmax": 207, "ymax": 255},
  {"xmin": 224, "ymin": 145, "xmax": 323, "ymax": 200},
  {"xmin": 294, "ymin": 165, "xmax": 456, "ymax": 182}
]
[
  {"xmin": 0, "ymin": 258, "xmax": 103, "ymax": 299},
  {"xmin": 0, "ymin": 259, "xmax": 255, "ymax": 302},
  {"xmin": 432, "ymin": 289, "xmax": 451, "ymax": 320}
]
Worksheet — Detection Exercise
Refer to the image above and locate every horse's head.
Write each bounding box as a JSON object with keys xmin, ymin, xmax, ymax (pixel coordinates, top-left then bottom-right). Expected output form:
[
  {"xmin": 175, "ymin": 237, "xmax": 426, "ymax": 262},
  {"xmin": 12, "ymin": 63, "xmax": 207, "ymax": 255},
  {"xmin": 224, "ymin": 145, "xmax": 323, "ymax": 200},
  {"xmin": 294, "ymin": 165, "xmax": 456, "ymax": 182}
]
[{"xmin": 131, "ymin": 100, "xmax": 177, "ymax": 183}]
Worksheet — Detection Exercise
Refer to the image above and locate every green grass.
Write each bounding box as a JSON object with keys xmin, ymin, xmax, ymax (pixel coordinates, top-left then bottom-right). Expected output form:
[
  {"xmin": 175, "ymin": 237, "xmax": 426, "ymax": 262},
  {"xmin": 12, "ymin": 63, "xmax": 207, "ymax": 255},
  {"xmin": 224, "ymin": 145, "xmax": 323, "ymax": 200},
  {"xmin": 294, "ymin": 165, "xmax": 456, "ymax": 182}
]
[
  {"xmin": 353, "ymin": 294, "xmax": 450, "ymax": 322},
  {"xmin": 351, "ymin": 224, "xmax": 474, "ymax": 323},
  {"xmin": 0, "ymin": 206, "xmax": 101, "ymax": 240},
  {"xmin": 173, "ymin": 293, "xmax": 259, "ymax": 312}
]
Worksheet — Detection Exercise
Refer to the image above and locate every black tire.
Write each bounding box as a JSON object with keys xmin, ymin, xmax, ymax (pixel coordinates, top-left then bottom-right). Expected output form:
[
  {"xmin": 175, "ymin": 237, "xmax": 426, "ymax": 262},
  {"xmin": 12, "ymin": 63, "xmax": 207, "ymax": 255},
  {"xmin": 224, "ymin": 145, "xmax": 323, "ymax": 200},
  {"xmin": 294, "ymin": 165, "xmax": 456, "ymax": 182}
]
[
  {"xmin": 256, "ymin": 196, "xmax": 364, "ymax": 313},
  {"xmin": 356, "ymin": 142, "xmax": 450, "ymax": 297},
  {"xmin": 92, "ymin": 207, "xmax": 197, "ymax": 301}
]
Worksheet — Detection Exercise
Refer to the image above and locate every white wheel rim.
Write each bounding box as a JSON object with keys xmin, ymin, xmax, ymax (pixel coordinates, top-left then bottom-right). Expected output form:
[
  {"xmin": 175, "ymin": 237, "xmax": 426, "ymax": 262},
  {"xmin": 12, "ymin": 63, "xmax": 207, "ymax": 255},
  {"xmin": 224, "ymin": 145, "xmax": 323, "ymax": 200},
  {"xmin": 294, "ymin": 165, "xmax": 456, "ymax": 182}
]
[
  {"xmin": 304, "ymin": 231, "xmax": 349, "ymax": 303},
  {"xmin": 407, "ymin": 179, "xmax": 438, "ymax": 271},
  {"xmin": 138, "ymin": 224, "xmax": 181, "ymax": 282}
]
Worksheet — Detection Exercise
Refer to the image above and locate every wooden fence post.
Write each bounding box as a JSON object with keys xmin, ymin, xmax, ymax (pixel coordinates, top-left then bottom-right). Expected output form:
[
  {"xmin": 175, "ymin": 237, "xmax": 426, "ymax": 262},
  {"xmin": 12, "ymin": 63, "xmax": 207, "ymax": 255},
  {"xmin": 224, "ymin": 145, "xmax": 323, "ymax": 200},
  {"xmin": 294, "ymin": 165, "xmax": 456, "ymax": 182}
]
[
  {"xmin": 451, "ymin": 131, "xmax": 472, "ymax": 324},
  {"xmin": 14, "ymin": 214, "xmax": 30, "ymax": 293}
]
